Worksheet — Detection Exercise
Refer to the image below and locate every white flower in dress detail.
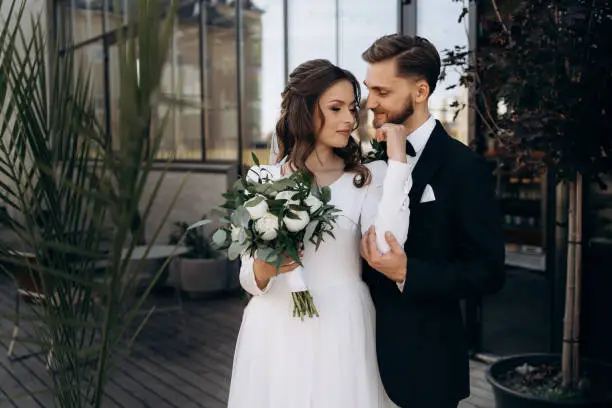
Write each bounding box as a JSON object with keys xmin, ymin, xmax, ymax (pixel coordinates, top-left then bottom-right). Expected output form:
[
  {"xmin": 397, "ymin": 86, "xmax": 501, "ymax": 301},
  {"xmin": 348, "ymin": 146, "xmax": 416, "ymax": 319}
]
[
  {"xmin": 304, "ymin": 194, "xmax": 322, "ymax": 213},
  {"xmin": 255, "ymin": 213, "xmax": 279, "ymax": 240},
  {"xmin": 283, "ymin": 210, "xmax": 310, "ymax": 232},
  {"xmin": 244, "ymin": 195, "xmax": 268, "ymax": 220}
]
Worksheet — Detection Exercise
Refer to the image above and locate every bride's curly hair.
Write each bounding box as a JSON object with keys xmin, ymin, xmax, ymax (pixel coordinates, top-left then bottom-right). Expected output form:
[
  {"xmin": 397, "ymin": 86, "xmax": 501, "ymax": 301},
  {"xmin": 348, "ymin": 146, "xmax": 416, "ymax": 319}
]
[{"xmin": 275, "ymin": 59, "xmax": 371, "ymax": 188}]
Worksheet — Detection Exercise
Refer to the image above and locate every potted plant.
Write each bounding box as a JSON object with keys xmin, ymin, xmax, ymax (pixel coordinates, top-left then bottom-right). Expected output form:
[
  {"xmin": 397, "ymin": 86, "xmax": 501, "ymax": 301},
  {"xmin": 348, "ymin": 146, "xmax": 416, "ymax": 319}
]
[
  {"xmin": 168, "ymin": 218, "xmax": 228, "ymax": 297},
  {"xmin": 444, "ymin": 0, "xmax": 612, "ymax": 406}
]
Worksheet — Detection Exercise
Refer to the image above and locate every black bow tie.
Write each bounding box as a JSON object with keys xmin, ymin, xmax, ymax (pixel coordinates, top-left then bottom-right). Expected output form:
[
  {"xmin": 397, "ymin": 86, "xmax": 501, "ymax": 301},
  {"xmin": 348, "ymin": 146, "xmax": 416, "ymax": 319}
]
[{"xmin": 406, "ymin": 140, "xmax": 416, "ymax": 157}]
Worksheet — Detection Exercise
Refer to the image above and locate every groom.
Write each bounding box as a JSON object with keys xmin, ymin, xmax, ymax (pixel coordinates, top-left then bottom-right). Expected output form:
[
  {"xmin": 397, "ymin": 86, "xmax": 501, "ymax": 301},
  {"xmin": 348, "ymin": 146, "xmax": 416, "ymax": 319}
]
[{"xmin": 360, "ymin": 34, "xmax": 505, "ymax": 408}]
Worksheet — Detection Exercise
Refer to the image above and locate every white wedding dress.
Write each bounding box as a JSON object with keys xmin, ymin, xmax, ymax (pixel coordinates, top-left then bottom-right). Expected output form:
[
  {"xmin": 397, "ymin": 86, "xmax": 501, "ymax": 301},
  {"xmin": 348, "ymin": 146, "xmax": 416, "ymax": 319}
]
[{"xmin": 227, "ymin": 160, "xmax": 412, "ymax": 408}]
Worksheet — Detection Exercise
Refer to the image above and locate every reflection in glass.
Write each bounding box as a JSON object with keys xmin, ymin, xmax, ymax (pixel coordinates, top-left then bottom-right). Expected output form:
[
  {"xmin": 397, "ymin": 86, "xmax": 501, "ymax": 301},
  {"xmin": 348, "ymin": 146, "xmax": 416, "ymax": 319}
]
[
  {"xmin": 287, "ymin": 0, "xmax": 337, "ymax": 71},
  {"xmin": 338, "ymin": 0, "xmax": 397, "ymax": 145},
  {"xmin": 73, "ymin": 41, "xmax": 107, "ymax": 142},
  {"xmin": 417, "ymin": 0, "xmax": 469, "ymax": 144},
  {"xmin": 59, "ymin": 0, "xmax": 405, "ymax": 163},
  {"xmin": 103, "ymin": 2, "xmax": 204, "ymax": 159},
  {"xmin": 203, "ymin": 2, "xmax": 239, "ymax": 161},
  {"xmin": 66, "ymin": 0, "xmax": 104, "ymax": 45},
  {"xmin": 245, "ymin": 0, "xmax": 282, "ymax": 164},
  {"xmin": 156, "ymin": 8, "xmax": 203, "ymax": 160}
]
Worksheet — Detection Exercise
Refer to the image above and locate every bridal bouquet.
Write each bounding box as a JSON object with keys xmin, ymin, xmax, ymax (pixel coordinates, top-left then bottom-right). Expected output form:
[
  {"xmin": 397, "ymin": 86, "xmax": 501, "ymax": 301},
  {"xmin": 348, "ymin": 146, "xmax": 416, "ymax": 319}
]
[{"xmin": 191, "ymin": 155, "xmax": 340, "ymax": 320}]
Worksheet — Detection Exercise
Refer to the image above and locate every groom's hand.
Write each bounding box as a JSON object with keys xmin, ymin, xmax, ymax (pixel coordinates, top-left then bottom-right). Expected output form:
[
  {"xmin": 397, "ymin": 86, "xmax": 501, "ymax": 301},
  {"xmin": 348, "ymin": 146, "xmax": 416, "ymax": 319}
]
[
  {"xmin": 375, "ymin": 123, "xmax": 408, "ymax": 163},
  {"xmin": 360, "ymin": 227, "xmax": 407, "ymax": 283}
]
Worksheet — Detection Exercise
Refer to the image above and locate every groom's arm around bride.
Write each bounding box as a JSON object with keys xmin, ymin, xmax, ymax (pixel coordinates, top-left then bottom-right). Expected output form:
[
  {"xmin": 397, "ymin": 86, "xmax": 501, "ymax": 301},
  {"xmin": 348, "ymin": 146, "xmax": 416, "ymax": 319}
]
[{"xmin": 365, "ymin": 152, "xmax": 506, "ymax": 301}]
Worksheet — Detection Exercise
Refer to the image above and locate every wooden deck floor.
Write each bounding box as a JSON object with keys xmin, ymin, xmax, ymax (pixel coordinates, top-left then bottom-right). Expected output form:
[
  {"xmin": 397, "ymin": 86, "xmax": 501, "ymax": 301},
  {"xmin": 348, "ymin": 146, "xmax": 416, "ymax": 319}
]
[{"xmin": 0, "ymin": 277, "xmax": 495, "ymax": 408}]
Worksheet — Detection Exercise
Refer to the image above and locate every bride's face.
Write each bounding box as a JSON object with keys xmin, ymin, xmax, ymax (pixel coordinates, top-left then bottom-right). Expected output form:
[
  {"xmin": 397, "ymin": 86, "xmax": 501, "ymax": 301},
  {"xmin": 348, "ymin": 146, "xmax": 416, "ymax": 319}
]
[{"xmin": 313, "ymin": 79, "xmax": 357, "ymax": 150}]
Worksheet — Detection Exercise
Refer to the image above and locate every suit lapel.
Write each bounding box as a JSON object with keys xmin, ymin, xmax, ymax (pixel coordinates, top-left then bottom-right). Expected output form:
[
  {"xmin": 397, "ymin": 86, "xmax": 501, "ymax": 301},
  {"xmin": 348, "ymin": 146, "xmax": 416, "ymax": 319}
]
[{"xmin": 409, "ymin": 121, "xmax": 448, "ymax": 208}]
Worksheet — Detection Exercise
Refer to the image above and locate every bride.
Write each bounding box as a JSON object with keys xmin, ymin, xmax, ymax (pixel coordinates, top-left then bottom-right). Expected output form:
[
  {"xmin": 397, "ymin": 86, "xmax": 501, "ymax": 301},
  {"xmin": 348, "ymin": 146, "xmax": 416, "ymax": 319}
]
[{"xmin": 227, "ymin": 59, "xmax": 412, "ymax": 408}]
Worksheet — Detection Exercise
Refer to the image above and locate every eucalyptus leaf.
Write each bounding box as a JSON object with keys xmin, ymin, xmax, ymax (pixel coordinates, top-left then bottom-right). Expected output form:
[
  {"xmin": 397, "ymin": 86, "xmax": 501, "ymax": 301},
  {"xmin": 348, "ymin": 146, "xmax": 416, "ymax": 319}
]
[
  {"xmin": 256, "ymin": 247, "xmax": 278, "ymax": 263},
  {"xmin": 304, "ymin": 220, "xmax": 319, "ymax": 244},
  {"xmin": 187, "ymin": 219, "xmax": 212, "ymax": 230},
  {"xmin": 244, "ymin": 195, "xmax": 264, "ymax": 207},
  {"xmin": 272, "ymin": 178, "xmax": 296, "ymax": 190},
  {"xmin": 233, "ymin": 178, "xmax": 246, "ymax": 191},
  {"xmin": 212, "ymin": 229, "xmax": 228, "ymax": 247},
  {"xmin": 252, "ymin": 183, "xmax": 273, "ymax": 195},
  {"xmin": 251, "ymin": 152, "xmax": 260, "ymax": 167},
  {"xmin": 228, "ymin": 241, "xmax": 245, "ymax": 260},
  {"xmin": 232, "ymin": 206, "xmax": 252, "ymax": 227}
]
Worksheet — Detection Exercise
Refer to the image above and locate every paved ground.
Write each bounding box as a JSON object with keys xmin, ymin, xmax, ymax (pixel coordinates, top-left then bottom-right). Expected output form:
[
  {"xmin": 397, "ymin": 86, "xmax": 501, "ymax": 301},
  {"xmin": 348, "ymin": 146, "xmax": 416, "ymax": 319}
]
[{"xmin": 0, "ymin": 276, "xmax": 495, "ymax": 407}]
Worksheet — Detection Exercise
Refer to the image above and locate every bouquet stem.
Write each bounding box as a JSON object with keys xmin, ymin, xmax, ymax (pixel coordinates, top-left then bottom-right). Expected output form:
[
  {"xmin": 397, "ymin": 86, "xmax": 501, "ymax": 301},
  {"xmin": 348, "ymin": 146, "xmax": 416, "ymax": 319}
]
[
  {"xmin": 292, "ymin": 291, "xmax": 319, "ymax": 320},
  {"xmin": 285, "ymin": 265, "xmax": 318, "ymax": 320}
]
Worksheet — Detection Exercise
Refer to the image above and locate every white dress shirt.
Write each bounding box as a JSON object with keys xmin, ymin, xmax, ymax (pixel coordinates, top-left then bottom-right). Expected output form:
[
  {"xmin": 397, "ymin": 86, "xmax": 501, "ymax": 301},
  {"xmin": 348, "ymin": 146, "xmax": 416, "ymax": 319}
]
[{"xmin": 397, "ymin": 115, "xmax": 436, "ymax": 292}]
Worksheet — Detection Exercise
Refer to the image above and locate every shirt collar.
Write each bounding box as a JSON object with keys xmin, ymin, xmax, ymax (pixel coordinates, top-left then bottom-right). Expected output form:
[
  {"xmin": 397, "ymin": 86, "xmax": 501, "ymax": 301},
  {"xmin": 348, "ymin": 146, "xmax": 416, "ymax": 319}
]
[{"xmin": 406, "ymin": 115, "xmax": 436, "ymax": 154}]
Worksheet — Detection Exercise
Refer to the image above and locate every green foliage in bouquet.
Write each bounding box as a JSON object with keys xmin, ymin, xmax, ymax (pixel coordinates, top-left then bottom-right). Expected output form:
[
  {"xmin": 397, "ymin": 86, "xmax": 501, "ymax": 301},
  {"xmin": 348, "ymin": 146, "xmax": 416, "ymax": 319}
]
[
  {"xmin": 188, "ymin": 154, "xmax": 341, "ymax": 320},
  {"xmin": 211, "ymin": 154, "xmax": 340, "ymax": 271}
]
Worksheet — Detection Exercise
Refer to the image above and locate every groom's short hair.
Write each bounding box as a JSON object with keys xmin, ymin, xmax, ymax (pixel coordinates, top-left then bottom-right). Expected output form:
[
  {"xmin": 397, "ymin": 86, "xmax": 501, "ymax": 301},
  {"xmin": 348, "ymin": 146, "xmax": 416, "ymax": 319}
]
[{"xmin": 362, "ymin": 34, "xmax": 441, "ymax": 96}]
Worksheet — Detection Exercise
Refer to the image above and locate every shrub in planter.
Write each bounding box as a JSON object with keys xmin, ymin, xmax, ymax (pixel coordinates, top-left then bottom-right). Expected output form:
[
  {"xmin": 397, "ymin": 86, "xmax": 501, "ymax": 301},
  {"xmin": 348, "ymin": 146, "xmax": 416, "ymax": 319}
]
[
  {"xmin": 442, "ymin": 0, "xmax": 612, "ymax": 405},
  {"xmin": 168, "ymin": 219, "xmax": 228, "ymax": 297},
  {"xmin": 486, "ymin": 353, "xmax": 612, "ymax": 408}
]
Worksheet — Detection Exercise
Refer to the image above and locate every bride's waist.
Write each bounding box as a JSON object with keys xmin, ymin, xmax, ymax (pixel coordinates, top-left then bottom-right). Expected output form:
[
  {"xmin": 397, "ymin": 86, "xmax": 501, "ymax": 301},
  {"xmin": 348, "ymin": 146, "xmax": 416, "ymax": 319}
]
[{"xmin": 275, "ymin": 273, "xmax": 365, "ymax": 292}]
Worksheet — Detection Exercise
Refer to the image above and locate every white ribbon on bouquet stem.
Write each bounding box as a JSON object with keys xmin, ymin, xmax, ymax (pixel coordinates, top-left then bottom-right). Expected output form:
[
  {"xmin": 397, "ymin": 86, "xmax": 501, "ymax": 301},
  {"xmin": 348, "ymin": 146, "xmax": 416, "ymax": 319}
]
[{"xmin": 283, "ymin": 265, "xmax": 308, "ymax": 292}]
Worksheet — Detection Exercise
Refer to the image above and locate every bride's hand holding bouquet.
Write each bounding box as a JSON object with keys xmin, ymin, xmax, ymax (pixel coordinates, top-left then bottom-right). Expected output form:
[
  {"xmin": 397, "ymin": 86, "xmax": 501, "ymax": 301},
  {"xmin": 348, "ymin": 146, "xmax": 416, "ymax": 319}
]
[{"xmin": 190, "ymin": 154, "xmax": 340, "ymax": 320}]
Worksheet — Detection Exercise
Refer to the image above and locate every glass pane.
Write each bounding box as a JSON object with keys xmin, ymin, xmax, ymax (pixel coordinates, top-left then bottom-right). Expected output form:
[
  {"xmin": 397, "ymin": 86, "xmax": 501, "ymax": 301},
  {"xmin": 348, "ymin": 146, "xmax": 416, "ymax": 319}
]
[
  {"xmin": 73, "ymin": 41, "xmax": 107, "ymax": 143},
  {"xmin": 107, "ymin": 35, "xmax": 121, "ymax": 151},
  {"xmin": 245, "ymin": 0, "xmax": 284, "ymax": 165},
  {"xmin": 338, "ymin": 0, "xmax": 397, "ymax": 145},
  {"xmin": 417, "ymin": 0, "xmax": 469, "ymax": 145},
  {"xmin": 66, "ymin": 0, "xmax": 104, "ymax": 45},
  {"xmin": 287, "ymin": 0, "xmax": 337, "ymax": 71},
  {"xmin": 156, "ymin": 15, "xmax": 203, "ymax": 160},
  {"xmin": 204, "ymin": 2, "xmax": 239, "ymax": 161},
  {"xmin": 105, "ymin": 2, "xmax": 204, "ymax": 160}
]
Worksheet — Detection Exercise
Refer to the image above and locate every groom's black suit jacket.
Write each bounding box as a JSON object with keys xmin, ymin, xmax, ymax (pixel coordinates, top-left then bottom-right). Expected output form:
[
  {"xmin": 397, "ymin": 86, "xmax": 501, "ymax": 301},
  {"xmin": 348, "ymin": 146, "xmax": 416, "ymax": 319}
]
[{"xmin": 363, "ymin": 121, "xmax": 505, "ymax": 408}]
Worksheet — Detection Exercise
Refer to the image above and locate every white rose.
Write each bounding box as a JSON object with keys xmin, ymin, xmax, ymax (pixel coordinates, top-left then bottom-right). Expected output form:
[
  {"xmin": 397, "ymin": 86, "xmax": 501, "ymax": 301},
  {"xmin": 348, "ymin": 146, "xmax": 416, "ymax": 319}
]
[
  {"xmin": 283, "ymin": 210, "xmax": 310, "ymax": 232},
  {"xmin": 304, "ymin": 194, "xmax": 322, "ymax": 213},
  {"xmin": 255, "ymin": 213, "xmax": 279, "ymax": 241},
  {"xmin": 244, "ymin": 195, "xmax": 269, "ymax": 220},
  {"xmin": 275, "ymin": 190, "xmax": 299, "ymax": 206}
]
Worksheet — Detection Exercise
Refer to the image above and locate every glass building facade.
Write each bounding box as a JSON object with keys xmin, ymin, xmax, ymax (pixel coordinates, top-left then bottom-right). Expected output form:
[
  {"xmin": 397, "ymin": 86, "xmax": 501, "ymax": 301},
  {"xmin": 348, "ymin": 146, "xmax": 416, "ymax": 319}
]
[
  {"xmin": 52, "ymin": 0, "xmax": 472, "ymax": 166},
  {"xmin": 21, "ymin": 0, "xmax": 610, "ymax": 363}
]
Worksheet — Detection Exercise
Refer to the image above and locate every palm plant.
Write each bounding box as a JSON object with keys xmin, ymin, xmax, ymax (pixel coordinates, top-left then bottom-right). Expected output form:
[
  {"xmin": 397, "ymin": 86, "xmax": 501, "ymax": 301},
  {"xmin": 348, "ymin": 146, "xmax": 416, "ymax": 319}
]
[{"xmin": 0, "ymin": 0, "xmax": 187, "ymax": 406}]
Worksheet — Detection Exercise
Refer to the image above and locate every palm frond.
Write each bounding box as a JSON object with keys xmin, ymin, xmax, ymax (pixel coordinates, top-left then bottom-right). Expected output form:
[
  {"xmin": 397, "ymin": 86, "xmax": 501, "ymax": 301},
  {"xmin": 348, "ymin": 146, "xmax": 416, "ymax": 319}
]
[{"xmin": 0, "ymin": 0, "xmax": 184, "ymax": 407}]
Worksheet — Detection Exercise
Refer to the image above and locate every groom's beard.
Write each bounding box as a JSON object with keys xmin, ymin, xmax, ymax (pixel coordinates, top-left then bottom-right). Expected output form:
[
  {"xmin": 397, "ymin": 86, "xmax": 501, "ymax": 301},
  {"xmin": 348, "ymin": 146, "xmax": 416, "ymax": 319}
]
[{"xmin": 372, "ymin": 98, "xmax": 415, "ymax": 129}]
